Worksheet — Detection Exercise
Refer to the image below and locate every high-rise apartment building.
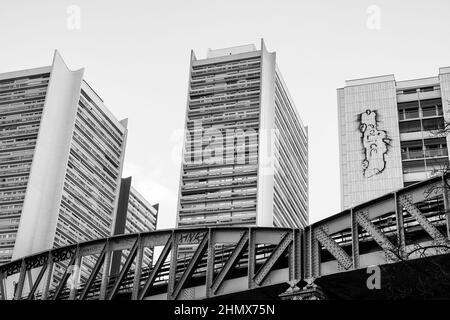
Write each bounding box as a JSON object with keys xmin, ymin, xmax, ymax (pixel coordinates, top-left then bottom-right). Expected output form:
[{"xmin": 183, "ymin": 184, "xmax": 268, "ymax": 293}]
[
  {"xmin": 0, "ymin": 51, "xmax": 128, "ymax": 265},
  {"xmin": 338, "ymin": 67, "xmax": 450, "ymax": 209},
  {"xmin": 111, "ymin": 177, "xmax": 158, "ymax": 273},
  {"xmin": 177, "ymin": 40, "xmax": 308, "ymax": 229}
]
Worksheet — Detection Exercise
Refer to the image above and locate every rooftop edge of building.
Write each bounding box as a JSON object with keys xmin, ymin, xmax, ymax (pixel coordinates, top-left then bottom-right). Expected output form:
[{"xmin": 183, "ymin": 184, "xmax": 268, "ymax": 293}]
[
  {"xmin": 0, "ymin": 66, "xmax": 53, "ymax": 81},
  {"xmin": 340, "ymin": 66, "xmax": 450, "ymax": 89},
  {"xmin": 343, "ymin": 74, "xmax": 395, "ymax": 87},
  {"xmin": 206, "ymin": 44, "xmax": 257, "ymax": 59},
  {"xmin": 192, "ymin": 39, "xmax": 270, "ymax": 65}
]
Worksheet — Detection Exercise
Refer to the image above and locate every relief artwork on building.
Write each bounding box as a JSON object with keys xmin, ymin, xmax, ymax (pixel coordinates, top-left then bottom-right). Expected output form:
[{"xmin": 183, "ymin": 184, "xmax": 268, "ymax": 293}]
[{"xmin": 359, "ymin": 109, "xmax": 390, "ymax": 178}]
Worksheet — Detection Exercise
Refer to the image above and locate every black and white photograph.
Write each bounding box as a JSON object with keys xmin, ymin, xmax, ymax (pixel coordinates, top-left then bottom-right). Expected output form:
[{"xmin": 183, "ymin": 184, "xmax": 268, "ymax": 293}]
[{"xmin": 1, "ymin": 0, "xmax": 450, "ymax": 317}]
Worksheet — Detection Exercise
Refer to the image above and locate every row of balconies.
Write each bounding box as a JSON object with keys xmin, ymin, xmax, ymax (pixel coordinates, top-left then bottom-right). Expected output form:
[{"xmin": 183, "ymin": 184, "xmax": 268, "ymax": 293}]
[
  {"xmin": 66, "ymin": 167, "xmax": 115, "ymax": 205},
  {"xmin": 75, "ymin": 112, "xmax": 123, "ymax": 157},
  {"xmin": 0, "ymin": 167, "xmax": 30, "ymax": 178},
  {"xmin": 0, "ymin": 127, "xmax": 39, "ymax": 139},
  {"xmin": 0, "ymin": 115, "xmax": 41, "ymax": 128},
  {"xmin": 183, "ymin": 166, "xmax": 258, "ymax": 181},
  {"xmin": 60, "ymin": 197, "xmax": 111, "ymax": 235},
  {"xmin": 178, "ymin": 215, "xmax": 256, "ymax": 227},
  {"xmin": 78, "ymin": 96, "xmax": 124, "ymax": 145},
  {"xmin": 179, "ymin": 202, "xmax": 256, "ymax": 215},
  {"xmin": 191, "ymin": 59, "xmax": 261, "ymax": 77},
  {"xmin": 0, "ymin": 102, "xmax": 43, "ymax": 118},
  {"xmin": 72, "ymin": 133, "xmax": 119, "ymax": 179},
  {"xmin": 64, "ymin": 179, "xmax": 113, "ymax": 215},
  {"xmin": 0, "ymin": 77, "xmax": 49, "ymax": 92},
  {"xmin": 70, "ymin": 145, "xmax": 117, "ymax": 189},
  {"xmin": 188, "ymin": 98, "xmax": 257, "ymax": 112},
  {"xmin": 0, "ymin": 88, "xmax": 47, "ymax": 105},
  {"xmin": 182, "ymin": 177, "xmax": 257, "ymax": 191},
  {"xmin": 75, "ymin": 119, "xmax": 121, "ymax": 160},
  {"xmin": 401, "ymin": 148, "xmax": 448, "ymax": 161},
  {"xmin": 187, "ymin": 110, "xmax": 259, "ymax": 126},
  {"xmin": 0, "ymin": 178, "xmax": 28, "ymax": 189},
  {"xmin": 191, "ymin": 69, "xmax": 261, "ymax": 87},
  {"xmin": 185, "ymin": 121, "xmax": 259, "ymax": 140},
  {"xmin": 0, "ymin": 139, "xmax": 36, "ymax": 152},
  {"xmin": 61, "ymin": 193, "xmax": 112, "ymax": 229},
  {"xmin": 189, "ymin": 89, "xmax": 260, "ymax": 107},
  {"xmin": 58, "ymin": 208, "xmax": 107, "ymax": 241},
  {"xmin": 67, "ymin": 157, "xmax": 116, "ymax": 201},
  {"xmin": 189, "ymin": 79, "xmax": 261, "ymax": 97},
  {"xmin": 0, "ymin": 153, "xmax": 34, "ymax": 166},
  {"xmin": 180, "ymin": 190, "xmax": 257, "ymax": 203}
]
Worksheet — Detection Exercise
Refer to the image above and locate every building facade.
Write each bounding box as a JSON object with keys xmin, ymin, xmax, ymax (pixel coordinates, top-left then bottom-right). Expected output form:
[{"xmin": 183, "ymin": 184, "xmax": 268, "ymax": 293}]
[
  {"xmin": 338, "ymin": 67, "xmax": 450, "ymax": 210},
  {"xmin": 0, "ymin": 51, "xmax": 128, "ymax": 265},
  {"xmin": 177, "ymin": 40, "xmax": 308, "ymax": 229},
  {"xmin": 111, "ymin": 177, "xmax": 158, "ymax": 274}
]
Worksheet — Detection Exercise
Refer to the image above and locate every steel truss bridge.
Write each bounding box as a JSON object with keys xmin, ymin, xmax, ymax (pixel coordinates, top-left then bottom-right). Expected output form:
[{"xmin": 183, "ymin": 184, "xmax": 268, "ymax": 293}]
[{"xmin": 1, "ymin": 174, "xmax": 450, "ymax": 300}]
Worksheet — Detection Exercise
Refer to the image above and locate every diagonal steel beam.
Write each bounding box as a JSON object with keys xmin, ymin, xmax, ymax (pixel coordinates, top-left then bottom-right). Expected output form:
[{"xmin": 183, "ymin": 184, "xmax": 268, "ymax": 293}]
[
  {"xmin": 69, "ymin": 253, "xmax": 82, "ymax": 300},
  {"xmin": 0, "ymin": 271, "xmax": 5, "ymax": 300},
  {"xmin": 26, "ymin": 270, "xmax": 33, "ymax": 295},
  {"xmin": 27, "ymin": 264, "xmax": 48, "ymax": 300},
  {"xmin": 170, "ymin": 233, "xmax": 208, "ymax": 300},
  {"xmin": 254, "ymin": 232, "xmax": 293, "ymax": 286},
  {"xmin": 210, "ymin": 231, "xmax": 249, "ymax": 295},
  {"xmin": 248, "ymin": 229, "xmax": 256, "ymax": 289},
  {"xmin": 78, "ymin": 244, "xmax": 107, "ymax": 300},
  {"xmin": 314, "ymin": 227, "xmax": 353, "ymax": 270},
  {"xmin": 167, "ymin": 232, "xmax": 179, "ymax": 298},
  {"xmin": 138, "ymin": 235, "xmax": 173, "ymax": 300},
  {"xmin": 52, "ymin": 252, "xmax": 77, "ymax": 300},
  {"xmin": 131, "ymin": 236, "xmax": 144, "ymax": 300},
  {"xmin": 398, "ymin": 194, "xmax": 448, "ymax": 244},
  {"xmin": 13, "ymin": 260, "xmax": 26, "ymax": 300},
  {"xmin": 41, "ymin": 253, "xmax": 54, "ymax": 300},
  {"xmin": 205, "ymin": 230, "xmax": 215, "ymax": 299},
  {"xmin": 99, "ymin": 241, "xmax": 112, "ymax": 300},
  {"xmin": 107, "ymin": 238, "xmax": 139, "ymax": 300},
  {"xmin": 355, "ymin": 211, "xmax": 398, "ymax": 262},
  {"xmin": 443, "ymin": 175, "xmax": 450, "ymax": 240}
]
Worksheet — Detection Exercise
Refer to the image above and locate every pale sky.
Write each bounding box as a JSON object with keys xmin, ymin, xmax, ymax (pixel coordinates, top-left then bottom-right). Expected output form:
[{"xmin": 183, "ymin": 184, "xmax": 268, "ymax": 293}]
[{"xmin": 1, "ymin": 0, "xmax": 450, "ymax": 228}]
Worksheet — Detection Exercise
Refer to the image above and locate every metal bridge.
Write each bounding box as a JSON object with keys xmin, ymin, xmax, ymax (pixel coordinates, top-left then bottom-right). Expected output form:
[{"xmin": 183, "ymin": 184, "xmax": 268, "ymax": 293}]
[{"xmin": 1, "ymin": 174, "xmax": 450, "ymax": 300}]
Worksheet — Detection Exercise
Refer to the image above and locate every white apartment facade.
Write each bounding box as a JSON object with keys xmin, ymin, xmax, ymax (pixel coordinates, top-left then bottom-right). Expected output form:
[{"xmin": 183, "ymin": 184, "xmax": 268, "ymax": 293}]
[
  {"xmin": 338, "ymin": 67, "xmax": 450, "ymax": 210},
  {"xmin": 177, "ymin": 40, "xmax": 308, "ymax": 229},
  {"xmin": 0, "ymin": 51, "xmax": 128, "ymax": 265}
]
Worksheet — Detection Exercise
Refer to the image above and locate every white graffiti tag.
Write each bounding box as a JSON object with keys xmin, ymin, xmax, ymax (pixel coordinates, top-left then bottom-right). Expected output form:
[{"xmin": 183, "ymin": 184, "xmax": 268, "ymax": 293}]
[{"xmin": 359, "ymin": 109, "xmax": 390, "ymax": 178}]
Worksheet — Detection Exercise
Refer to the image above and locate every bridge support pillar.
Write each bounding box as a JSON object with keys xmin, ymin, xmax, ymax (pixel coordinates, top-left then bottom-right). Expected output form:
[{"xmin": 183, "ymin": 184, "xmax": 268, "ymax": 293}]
[{"xmin": 279, "ymin": 279, "xmax": 327, "ymax": 300}]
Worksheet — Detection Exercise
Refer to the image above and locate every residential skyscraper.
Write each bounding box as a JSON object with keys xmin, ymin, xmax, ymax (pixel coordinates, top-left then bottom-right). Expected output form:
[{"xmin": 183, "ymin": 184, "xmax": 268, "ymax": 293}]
[
  {"xmin": 0, "ymin": 51, "xmax": 128, "ymax": 265},
  {"xmin": 338, "ymin": 67, "xmax": 450, "ymax": 210},
  {"xmin": 177, "ymin": 40, "xmax": 308, "ymax": 229}
]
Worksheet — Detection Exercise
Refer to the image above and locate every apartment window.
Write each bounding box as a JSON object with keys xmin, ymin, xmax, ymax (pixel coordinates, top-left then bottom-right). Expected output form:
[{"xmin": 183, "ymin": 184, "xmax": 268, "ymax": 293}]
[
  {"xmin": 422, "ymin": 117, "xmax": 444, "ymax": 131},
  {"xmin": 420, "ymin": 86, "xmax": 435, "ymax": 92},
  {"xmin": 399, "ymin": 120, "xmax": 421, "ymax": 133},
  {"xmin": 424, "ymin": 138, "xmax": 447, "ymax": 158},
  {"xmin": 401, "ymin": 140, "xmax": 423, "ymax": 160},
  {"xmin": 422, "ymin": 105, "xmax": 442, "ymax": 117},
  {"xmin": 398, "ymin": 102, "xmax": 419, "ymax": 120},
  {"xmin": 403, "ymin": 89, "xmax": 417, "ymax": 95},
  {"xmin": 402, "ymin": 159, "xmax": 426, "ymax": 174}
]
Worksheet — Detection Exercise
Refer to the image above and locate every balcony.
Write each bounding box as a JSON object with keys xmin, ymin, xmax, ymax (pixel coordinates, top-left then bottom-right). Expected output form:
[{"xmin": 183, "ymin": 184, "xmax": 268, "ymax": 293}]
[{"xmin": 402, "ymin": 148, "xmax": 448, "ymax": 161}]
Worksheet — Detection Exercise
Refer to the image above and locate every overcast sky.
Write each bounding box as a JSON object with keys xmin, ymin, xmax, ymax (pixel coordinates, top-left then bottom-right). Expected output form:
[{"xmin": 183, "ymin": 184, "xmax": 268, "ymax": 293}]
[{"xmin": 1, "ymin": 0, "xmax": 450, "ymax": 228}]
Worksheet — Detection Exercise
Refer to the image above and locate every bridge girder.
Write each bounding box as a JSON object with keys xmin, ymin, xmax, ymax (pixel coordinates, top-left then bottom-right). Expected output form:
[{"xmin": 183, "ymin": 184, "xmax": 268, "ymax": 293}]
[{"xmin": 1, "ymin": 174, "xmax": 450, "ymax": 300}]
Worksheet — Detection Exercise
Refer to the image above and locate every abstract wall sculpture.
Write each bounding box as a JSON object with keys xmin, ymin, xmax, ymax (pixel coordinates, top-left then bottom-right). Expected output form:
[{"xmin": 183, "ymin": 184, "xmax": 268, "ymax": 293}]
[{"xmin": 359, "ymin": 109, "xmax": 391, "ymax": 178}]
